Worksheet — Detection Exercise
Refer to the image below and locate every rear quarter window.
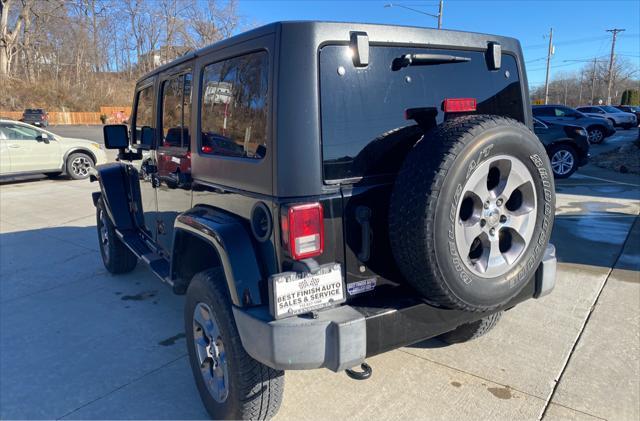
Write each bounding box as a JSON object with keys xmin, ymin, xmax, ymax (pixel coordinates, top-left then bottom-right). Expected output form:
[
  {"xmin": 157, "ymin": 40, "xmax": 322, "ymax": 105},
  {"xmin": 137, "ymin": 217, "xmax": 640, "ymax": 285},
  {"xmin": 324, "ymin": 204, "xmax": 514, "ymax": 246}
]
[{"xmin": 199, "ymin": 51, "xmax": 269, "ymax": 159}]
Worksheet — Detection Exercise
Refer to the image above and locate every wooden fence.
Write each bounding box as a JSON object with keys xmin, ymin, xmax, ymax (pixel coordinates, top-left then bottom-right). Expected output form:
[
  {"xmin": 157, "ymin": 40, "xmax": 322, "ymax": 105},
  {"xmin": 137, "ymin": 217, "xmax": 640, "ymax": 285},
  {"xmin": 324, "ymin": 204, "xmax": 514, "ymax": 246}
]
[{"xmin": 0, "ymin": 108, "xmax": 130, "ymax": 125}]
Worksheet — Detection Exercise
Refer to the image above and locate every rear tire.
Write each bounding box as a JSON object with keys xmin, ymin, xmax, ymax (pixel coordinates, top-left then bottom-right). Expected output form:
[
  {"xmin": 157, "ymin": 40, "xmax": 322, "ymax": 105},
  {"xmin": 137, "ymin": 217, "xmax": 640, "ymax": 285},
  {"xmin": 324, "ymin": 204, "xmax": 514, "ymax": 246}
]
[
  {"xmin": 439, "ymin": 312, "xmax": 503, "ymax": 344},
  {"xmin": 66, "ymin": 152, "xmax": 95, "ymax": 180},
  {"xmin": 185, "ymin": 268, "xmax": 284, "ymax": 420},
  {"xmin": 96, "ymin": 199, "xmax": 137, "ymax": 274}
]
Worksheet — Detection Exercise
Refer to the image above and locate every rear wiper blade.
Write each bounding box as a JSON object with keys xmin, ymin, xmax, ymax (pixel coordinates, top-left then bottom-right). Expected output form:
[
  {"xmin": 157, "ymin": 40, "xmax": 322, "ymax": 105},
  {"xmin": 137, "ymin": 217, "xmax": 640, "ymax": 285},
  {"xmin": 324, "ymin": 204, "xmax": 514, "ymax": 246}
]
[{"xmin": 393, "ymin": 53, "xmax": 471, "ymax": 70}]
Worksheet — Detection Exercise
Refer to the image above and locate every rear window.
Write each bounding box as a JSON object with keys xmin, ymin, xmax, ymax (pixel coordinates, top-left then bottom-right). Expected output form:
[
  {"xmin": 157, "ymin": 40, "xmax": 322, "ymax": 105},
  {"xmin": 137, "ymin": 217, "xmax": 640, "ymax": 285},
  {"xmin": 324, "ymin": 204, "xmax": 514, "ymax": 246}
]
[{"xmin": 320, "ymin": 45, "xmax": 524, "ymax": 181}]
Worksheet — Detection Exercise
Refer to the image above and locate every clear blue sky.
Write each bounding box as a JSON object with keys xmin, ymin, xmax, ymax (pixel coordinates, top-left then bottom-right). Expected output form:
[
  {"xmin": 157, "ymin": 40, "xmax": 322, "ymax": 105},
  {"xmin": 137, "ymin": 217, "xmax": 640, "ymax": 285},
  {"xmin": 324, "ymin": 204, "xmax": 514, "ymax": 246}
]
[{"xmin": 237, "ymin": 0, "xmax": 640, "ymax": 88}]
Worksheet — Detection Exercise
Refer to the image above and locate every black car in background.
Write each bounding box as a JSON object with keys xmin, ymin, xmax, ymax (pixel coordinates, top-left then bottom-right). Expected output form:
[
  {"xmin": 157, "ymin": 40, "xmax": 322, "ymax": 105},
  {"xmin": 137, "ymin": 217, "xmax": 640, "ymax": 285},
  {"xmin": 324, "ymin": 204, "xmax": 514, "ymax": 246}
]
[
  {"xmin": 614, "ymin": 105, "xmax": 640, "ymax": 122},
  {"xmin": 532, "ymin": 104, "xmax": 615, "ymax": 144},
  {"xmin": 21, "ymin": 108, "xmax": 49, "ymax": 127},
  {"xmin": 533, "ymin": 118, "xmax": 589, "ymax": 178}
]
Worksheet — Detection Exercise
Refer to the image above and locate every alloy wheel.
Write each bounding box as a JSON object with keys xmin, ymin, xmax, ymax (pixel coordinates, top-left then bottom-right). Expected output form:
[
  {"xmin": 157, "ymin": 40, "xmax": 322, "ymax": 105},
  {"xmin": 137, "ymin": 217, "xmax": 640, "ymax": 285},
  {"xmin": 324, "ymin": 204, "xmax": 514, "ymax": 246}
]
[
  {"xmin": 551, "ymin": 149, "xmax": 575, "ymax": 176},
  {"xmin": 454, "ymin": 155, "xmax": 537, "ymax": 278},
  {"xmin": 588, "ymin": 129, "xmax": 603, "ymax": 143},
  {"xmin": 99, "ymin": 208, "xmax": 110, "ymax": 261},
  {"xmin": 193, "ymin": 302, "xmax": 229, "ymax": 403},
  {"xmin": 71, "ymin": 156, "xmax": 92, "ymax": 178}
]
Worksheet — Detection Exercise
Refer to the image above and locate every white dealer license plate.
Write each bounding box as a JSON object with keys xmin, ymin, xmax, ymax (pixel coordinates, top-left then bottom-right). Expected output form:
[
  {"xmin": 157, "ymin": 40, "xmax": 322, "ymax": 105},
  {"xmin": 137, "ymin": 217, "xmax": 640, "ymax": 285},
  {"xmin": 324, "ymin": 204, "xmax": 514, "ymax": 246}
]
[{"xmin": 269, "ymin": 263, "xmax": 345, "ymax": 319}]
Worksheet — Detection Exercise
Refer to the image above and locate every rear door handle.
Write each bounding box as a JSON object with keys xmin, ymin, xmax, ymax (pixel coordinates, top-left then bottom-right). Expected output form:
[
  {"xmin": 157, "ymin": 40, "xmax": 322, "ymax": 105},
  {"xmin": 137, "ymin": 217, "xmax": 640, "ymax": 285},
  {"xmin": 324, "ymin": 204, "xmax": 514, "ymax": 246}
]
[{"xmin": 8, "ymin": 144, "xmax": 20, "ymax": 148}]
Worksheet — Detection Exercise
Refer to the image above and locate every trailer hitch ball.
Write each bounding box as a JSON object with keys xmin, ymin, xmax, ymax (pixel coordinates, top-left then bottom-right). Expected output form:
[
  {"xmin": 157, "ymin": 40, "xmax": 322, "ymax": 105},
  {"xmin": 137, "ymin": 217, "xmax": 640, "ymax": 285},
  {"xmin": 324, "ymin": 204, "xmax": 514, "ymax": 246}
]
[{"xmin": 345, "ymin": 362, "xmax": 372, "ymax": 380}]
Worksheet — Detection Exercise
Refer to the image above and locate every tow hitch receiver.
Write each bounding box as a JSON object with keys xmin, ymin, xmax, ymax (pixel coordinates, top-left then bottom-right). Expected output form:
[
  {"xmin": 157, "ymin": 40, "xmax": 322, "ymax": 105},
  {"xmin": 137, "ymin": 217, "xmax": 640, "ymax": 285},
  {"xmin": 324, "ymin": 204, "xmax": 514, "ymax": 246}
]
[{"xmin": 345, "ymin": 362, "xmax": 372, "ymax": 380}]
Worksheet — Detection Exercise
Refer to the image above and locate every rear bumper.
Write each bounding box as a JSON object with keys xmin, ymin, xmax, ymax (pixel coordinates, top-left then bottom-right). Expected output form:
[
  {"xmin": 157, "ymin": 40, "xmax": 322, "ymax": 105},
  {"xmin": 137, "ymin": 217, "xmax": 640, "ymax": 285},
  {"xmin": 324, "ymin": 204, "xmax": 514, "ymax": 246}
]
[{"xmin": 233, "ymin": 244, "xmax": 557, "ymax": 372}]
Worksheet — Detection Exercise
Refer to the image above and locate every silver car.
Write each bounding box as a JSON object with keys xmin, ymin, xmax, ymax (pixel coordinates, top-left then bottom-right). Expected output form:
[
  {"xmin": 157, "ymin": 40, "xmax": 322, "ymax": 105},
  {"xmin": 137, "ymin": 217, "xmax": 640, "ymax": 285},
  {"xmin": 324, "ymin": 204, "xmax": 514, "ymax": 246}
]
[
  {"xmin": 0, "ymin": 119, "xmax": 108, "ymax": 179},
  {"xmin": 576, "ymin": 105, "xmax": 637, "ymax": 129}
]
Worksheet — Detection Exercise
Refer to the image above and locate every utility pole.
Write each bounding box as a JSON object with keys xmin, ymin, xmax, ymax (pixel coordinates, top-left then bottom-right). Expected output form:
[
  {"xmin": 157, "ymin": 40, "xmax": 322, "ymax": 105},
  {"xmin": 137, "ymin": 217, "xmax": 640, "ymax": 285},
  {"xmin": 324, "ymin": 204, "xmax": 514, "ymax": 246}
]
[
  {"xmin": 438, "ymin": 0, "xmax": 443, "ymax": 29},
  {"xmin": 590, "ymin": 57, "xmax": 598, "ymax": 105},
  {"xmin": 543, "ymin": 28, "xmax": 554, "ymax": 105},
  {"xmin": 605, "ymin": 28, "xmax": 624, "ymax": 105},
  {"xmin": 578, "ymin": 71, "xmax": 584, "ymax": 105}
]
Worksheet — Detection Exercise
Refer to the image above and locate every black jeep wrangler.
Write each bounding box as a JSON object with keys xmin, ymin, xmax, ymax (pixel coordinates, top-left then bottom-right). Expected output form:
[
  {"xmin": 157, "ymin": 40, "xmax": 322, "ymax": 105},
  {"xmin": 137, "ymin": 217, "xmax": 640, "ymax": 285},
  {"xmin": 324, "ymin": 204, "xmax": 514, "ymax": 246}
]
[{"xmin": 94, "ymin": 21, "xmax": 557, "ymax": 420}]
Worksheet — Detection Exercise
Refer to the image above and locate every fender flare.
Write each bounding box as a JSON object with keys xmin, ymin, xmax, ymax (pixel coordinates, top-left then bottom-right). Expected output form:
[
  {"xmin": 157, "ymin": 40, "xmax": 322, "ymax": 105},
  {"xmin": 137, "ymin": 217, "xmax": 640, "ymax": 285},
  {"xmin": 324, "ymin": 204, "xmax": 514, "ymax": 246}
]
[{"xmin": 174, "ymin": 209, "xmax": 263, "ymax": 307}]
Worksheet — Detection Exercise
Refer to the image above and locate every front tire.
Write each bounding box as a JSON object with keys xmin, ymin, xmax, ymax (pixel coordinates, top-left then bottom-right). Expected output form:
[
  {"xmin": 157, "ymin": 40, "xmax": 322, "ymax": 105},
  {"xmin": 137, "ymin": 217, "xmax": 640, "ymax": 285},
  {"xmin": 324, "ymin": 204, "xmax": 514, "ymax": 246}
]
[
  {"xmin": 67, "ymin": 152, "xmax": 95, "ymax": 180},
  {"xmin": 185, "ymin": 268, "xmax": 284, "ymax": 420},
  {"xmin": 587, "ymin": 126, "xmax": 605, "ymax": 144},
  {"xmin": 96, "ymin": 199, "xmax": 137, "ymax": 274},
  {"xmin": 548, "ymin": 144, "xmax": 578, "ymax": 178}
]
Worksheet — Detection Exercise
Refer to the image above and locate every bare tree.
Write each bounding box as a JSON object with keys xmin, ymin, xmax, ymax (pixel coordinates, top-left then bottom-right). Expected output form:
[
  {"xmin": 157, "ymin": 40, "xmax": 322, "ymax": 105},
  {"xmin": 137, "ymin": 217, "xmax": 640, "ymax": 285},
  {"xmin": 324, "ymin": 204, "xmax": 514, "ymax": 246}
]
[
  {"xmin": 2, "ymin": 0, "xmax": 242, "ymax": 110},
  {"xmin": 0, "ymin": 0, "xmax": 33, "ymax": 77}
]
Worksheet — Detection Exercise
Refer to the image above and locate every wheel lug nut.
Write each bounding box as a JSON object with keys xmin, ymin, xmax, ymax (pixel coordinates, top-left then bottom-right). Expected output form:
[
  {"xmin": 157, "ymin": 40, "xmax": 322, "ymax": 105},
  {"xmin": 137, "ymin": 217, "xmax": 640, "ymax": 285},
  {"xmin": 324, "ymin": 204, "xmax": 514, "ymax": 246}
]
[
  {"xmin": 496, "ymin": 198, "xmax": 503, "ymax": 206},
  {"xmin": 490, "ymin": 228, "xmax": 495, "ymax": 236},
  {"xmin": 500, "ymin": 215, "xmax": 507, "ymax": 223},
  {"xmin": 484, "ymin": 201, "xmax": 490, "ymax": 209},
  {"xmin": 480, "ymin": 219, "xmax": 486, "ymax": 227}
]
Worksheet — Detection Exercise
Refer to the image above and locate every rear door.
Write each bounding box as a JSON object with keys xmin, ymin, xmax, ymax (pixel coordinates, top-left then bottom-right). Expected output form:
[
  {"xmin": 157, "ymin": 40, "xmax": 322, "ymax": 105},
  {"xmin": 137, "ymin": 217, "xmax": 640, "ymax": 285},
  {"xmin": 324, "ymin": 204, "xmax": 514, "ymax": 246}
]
[
  {"xmin": 319, "ymin": 44, "xmax": 526, "ymax": 297},
  {"xmin": 156, "ymin": 71, "xmax": 193, "ymax": 254}
]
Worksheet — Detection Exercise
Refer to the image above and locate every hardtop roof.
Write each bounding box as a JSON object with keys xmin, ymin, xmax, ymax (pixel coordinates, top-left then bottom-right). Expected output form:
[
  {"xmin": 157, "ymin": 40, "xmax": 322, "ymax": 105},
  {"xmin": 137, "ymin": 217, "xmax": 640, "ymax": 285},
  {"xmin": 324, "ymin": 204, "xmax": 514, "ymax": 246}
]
[{"xmin": 136, "ymin": 20, "xmax": 520, "ymax": 84}]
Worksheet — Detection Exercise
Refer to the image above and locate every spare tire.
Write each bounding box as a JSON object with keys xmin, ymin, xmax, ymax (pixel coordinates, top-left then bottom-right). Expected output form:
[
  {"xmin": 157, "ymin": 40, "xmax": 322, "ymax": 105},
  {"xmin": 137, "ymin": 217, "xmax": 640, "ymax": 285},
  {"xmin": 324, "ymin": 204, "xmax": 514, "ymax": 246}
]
[{"xmin": 389, "ymin": 115, "xmax": 555, "ymax": 312}]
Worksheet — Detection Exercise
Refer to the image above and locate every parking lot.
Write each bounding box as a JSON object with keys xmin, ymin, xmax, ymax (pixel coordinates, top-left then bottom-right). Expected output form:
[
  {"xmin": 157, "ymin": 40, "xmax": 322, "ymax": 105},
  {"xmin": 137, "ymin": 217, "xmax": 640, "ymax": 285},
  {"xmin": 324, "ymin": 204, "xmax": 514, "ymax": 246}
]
[{"xmin": 1, "ymin": 128, "xmax": 638, "ymax": 420}]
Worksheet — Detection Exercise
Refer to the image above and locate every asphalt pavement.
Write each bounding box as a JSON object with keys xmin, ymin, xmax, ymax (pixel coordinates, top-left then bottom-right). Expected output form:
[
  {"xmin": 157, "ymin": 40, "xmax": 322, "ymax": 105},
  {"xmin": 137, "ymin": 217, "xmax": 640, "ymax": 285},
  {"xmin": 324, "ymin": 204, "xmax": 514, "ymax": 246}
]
[
  {"xmin": 48, "ymin": 125, "xmax": 105, "ymax": 144},
  {"xmin": 0, "ymin": 128, "xmax": 638, "ymax": 420}
]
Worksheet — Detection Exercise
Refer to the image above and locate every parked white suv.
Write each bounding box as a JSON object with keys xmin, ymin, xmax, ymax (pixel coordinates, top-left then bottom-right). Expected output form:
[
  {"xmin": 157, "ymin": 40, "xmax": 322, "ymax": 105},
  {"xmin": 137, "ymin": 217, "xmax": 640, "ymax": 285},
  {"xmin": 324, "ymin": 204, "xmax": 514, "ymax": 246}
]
[
  {"xmin": 0, "ymin": 119, "xmax": 107, "ymax": 179},
  {"xmin": 576, "ymin": 105, "xmax": 638, "ymax": 129}
]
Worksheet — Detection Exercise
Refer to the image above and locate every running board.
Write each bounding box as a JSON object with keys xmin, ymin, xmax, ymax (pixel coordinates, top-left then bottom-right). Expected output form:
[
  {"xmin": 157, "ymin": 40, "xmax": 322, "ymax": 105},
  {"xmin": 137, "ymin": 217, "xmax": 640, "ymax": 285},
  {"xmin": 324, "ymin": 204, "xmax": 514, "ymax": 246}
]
[{"xmin": 116, "ymin": 229, "xmax": 174, "ymax": 287}]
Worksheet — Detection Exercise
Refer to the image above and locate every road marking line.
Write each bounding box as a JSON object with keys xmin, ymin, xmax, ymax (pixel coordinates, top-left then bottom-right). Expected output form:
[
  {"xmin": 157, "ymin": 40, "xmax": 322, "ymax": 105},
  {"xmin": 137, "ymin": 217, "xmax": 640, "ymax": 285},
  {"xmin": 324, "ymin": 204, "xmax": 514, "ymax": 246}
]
[{"xmin": 570, "ymin": 173, "xmax": 640, "ymax": 187}]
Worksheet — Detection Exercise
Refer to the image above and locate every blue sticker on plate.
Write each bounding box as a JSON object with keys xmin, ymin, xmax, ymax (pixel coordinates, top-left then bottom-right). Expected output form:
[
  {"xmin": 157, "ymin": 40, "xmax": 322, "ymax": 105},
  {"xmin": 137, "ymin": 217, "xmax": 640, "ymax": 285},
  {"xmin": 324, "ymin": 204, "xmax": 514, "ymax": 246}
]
[{"xmin": 347, "ymin": 278, "xmax": 377, "ymax": 295}]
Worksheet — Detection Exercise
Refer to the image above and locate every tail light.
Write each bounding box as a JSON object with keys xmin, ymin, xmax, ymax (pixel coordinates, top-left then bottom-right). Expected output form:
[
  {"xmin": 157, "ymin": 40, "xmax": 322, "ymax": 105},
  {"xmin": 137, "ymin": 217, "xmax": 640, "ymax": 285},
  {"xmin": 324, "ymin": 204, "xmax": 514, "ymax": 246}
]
[
  {"xmin": 201, "ymin": 145, "xmax": 214, "ymax": 153},
  {"xmin": 281, "ymin": 203, "xmax": 324, "ymax": 260},
  {"xmin": 443, "ymin": 98, "xmax": 477, "ymax": 113}
]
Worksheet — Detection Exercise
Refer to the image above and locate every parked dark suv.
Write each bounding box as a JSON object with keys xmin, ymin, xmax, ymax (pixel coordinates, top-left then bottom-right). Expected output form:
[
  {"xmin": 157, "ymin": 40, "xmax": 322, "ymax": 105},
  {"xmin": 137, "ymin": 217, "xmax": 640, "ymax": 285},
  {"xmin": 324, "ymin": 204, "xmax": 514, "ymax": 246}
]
[
  {"xmin": 95, "ymin": 22, "xmax": 557, "ymax": 420},
  {"xmin": 21, "ymin": 108, "xmax": 49, "ymax": 127},
  {"xmin": 532, "ymin": 104, "xmax": 615, "ymax": 144}
]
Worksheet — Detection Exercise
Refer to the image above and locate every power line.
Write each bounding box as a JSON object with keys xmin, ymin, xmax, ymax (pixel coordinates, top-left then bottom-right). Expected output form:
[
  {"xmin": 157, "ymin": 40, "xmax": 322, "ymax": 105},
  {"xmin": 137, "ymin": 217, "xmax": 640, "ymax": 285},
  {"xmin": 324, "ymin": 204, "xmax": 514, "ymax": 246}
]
[{"xmin": 524, "ymin": 32, "xmax": 639, "ymax": 50}]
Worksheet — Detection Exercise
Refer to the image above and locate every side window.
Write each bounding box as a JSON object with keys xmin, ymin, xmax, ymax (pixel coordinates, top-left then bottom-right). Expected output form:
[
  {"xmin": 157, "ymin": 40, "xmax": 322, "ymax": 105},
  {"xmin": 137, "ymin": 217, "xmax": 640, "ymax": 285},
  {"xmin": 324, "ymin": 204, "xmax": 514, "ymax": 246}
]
[
  {"xmin": 133, "ymin": 85, "xmax": 155, "ymax": 146},
  {"xmin": 2, "ymin": 124, "xmax": 40, "ymax": 140},
  {"xmin": 533, "ymin": 107, "xmax": 552, "ymax": 117},
  {"xmin": 553, "ymin": 107, "xmax": 567, "ymax": 117},
  {"xmin": 200, "ymin": 51, "xmax": 268, "ymax": 159},
  {"xmin": 160, "ymin": 73, "xmax": 192, "ymax": 150}
]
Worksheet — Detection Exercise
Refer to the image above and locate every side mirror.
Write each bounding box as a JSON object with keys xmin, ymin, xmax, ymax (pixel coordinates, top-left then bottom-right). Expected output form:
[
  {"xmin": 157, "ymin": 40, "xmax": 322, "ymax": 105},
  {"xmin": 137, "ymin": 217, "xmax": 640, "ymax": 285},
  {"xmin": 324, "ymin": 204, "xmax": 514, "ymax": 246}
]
[
  {"xmin": 103, "ymin": 124, "xmax": 129, "ymax": 149},
  {"xmin": 36, "ymin": 133, "xmax": 49, "ymax": 143}
]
